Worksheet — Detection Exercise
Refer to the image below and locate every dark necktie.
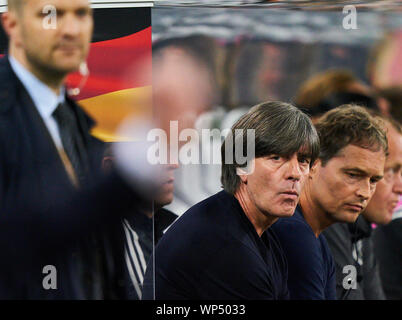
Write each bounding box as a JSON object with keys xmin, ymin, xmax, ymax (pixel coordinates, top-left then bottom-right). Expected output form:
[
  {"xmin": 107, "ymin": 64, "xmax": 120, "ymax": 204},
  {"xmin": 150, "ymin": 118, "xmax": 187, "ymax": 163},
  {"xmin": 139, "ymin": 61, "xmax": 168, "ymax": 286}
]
[
  {"xmin": 53, "ymin": 101, "xmax": 103, "ymax": 299},
  {"xmin": 53, "ymin": 101, "xmax": 89, "ymax": 186}
]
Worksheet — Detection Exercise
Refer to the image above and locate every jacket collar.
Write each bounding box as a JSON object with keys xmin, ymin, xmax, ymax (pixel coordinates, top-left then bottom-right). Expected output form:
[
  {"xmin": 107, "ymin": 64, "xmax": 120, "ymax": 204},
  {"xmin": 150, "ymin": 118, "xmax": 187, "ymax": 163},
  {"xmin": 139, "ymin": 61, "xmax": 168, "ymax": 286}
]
[
  {"xmin": 0, "ymin": 55, "xmax": 96, "ymax": 130},
  {"xmin": 348, "ymin": 215, "xmax": 372, "ymax": 242},
  {"xmin": 0, "ymin": 56, "xmax": 19, "ymax": 114}
]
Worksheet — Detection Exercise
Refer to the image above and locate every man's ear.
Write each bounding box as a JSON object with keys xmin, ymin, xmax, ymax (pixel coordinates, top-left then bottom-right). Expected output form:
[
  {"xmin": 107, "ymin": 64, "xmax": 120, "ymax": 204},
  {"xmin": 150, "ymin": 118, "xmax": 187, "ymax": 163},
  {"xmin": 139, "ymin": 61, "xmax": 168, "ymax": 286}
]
[
  {"xmin": 236, "ymin": 167, "xmax": 248, "ymax": 184},
  {"xmin": 1, "ymin": 11, "xmax": 20, "ymax": 43},
  {"xmin": 309, "ymin": 159, "xmax": 321, "ymax": 178},
  {"xmin": 235, "ymin": 158, "xmax": 255, "ymax": 183},
  {"xmin": 2, "ymin": 12, "xmax": 14, "ymax": 37}
]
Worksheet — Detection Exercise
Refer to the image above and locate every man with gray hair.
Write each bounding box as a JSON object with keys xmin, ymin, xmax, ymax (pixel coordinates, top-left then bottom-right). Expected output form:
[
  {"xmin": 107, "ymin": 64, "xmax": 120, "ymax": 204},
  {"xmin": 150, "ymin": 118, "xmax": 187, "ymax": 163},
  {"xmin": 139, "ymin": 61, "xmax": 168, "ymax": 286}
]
[{"xmin": 143, "ymin": 101, "xmax": 319, "ymax": 300}]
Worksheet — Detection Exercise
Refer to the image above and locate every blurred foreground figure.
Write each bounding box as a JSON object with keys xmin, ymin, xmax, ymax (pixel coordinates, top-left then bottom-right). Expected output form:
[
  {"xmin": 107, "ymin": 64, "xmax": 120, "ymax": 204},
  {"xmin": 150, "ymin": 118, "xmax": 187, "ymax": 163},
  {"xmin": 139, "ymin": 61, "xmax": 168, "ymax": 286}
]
[
  {"xmin": 152, "ymin": 40, "xmax": 215, "ymax": 137},
  {"xmin": 102, "ymin": 147, "xmax": 178, "ymax": 300},
  {"xmin": 324, "ymin": 117, "xmax": 402, "ymax": 299},
  {"xmin": 143, "ymin": 101, "xmax": 319, "ymax": 300},
  {"xmin": 0, "ymin": 0, "xmax": 158, "ymax": 299},
  {"xmin": 272, "ymin": 105, "xmax": 388, "ymax": 299},
  {"xmin": 151, "ymin": 39, "xmax": 217, "ymax": 213}
]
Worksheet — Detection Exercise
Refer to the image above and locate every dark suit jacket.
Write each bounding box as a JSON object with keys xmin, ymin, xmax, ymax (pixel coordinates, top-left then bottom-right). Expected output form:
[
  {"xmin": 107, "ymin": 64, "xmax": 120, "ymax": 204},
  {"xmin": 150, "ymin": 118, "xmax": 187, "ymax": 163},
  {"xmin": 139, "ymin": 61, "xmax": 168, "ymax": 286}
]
[
  {"xmin": 0, "ymin": 56, "xmax": 143, "ymax": 299},
  {"xmin": 323, "ymin": 216, "xmax": 385, "ymax": 300},
  {"xmin": 143, "ymin": 191, "xmax": 289, "ymax": 300},
  {"xmin": 373, "ymin": 218, "xmax": 402, "ymax": 299}
]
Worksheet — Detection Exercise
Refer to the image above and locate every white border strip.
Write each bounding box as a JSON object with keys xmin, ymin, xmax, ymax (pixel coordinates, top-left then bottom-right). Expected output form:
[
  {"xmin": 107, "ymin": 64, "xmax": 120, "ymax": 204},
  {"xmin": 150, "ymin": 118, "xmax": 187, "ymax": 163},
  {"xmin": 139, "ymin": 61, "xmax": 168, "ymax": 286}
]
[
  {"xmin": 91, "ymin": 3, "xmax": 153, "ymax": 8},
  {"xmin": 0, "ymin": 1, "xmax": 153, "ymax": 13}
]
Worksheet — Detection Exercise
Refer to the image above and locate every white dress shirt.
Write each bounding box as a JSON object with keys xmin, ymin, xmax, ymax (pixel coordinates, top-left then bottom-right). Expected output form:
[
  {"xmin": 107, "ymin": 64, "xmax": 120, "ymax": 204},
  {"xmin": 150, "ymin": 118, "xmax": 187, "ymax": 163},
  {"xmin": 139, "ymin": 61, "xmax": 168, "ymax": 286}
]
[{"xmin": 9, "ymin": 56, "xmax": 66, "ymax": 150}]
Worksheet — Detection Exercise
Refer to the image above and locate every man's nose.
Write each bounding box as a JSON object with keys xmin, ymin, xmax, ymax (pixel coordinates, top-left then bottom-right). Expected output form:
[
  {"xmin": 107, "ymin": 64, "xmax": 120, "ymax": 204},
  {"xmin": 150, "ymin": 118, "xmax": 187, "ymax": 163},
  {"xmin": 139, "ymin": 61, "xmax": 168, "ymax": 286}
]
[
  {"xmin": 168, "ymin": 163, "xmax": 180, "ymax": 170},
  {"xmin": 392, "ymin": 172, "xmax": 402, "ymax": 195},
  {"xmin": 356, "ymin": 179, "xmax": 371, "ymax": 201},
  {"xmin": 286, "ymin": 156, "xmax": 302, "ymax": 181},
  {"xmin": 59, "ymin": 14, "xmax": 81, "ymax": 37}
]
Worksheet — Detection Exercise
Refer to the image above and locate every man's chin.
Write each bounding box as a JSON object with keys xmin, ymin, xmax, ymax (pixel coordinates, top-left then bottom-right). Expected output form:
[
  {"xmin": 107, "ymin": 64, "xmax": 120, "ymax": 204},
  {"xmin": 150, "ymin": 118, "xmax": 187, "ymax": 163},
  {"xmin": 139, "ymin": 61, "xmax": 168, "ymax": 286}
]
[
  {"xmin": 274, "ymin": 206, "xmax": 297, "ymax": 217},
  {"xmin": 382, "ymin": 212, "xmax": 393, "ymax": 225},
  {"xmin": 51, "ymin": 56, "xmax": 84, "ymax": 74},
  {"xmin": 349, "ymin": 216, "xmax": 360, "ymax": 224},
  {"xmin": 337, "ymin": 210, "xmax": 360, "ymax": 223},
  {"xmin": 42, "ymin": 62, "xmax": 80, "ymax": 78},
  {"xmin": 154, "ymin": 194, "xmax": 174, "ymax": 209},
  {"xmin": 57, "ymin": 63, "xmax": 81, "ymax": 74},
  {"xmin": 363, "ymin": 210, "xmax": 392, "ymax": 225}
]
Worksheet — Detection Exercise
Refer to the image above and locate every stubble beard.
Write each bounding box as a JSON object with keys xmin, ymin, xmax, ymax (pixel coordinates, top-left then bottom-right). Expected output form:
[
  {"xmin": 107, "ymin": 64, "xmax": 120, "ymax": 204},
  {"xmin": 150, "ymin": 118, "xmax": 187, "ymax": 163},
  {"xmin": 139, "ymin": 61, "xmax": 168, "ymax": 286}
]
[{"xmin": 25, "ymin": 48, "xmax": 80, "ymax": 84}]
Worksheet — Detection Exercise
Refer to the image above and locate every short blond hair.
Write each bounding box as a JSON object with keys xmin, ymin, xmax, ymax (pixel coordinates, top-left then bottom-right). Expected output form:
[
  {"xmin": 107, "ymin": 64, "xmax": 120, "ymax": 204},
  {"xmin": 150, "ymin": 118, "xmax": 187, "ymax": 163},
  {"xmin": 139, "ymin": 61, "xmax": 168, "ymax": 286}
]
[{"xmin": 7, "ymin": 0, "xmax": 25, "ymax": 13}]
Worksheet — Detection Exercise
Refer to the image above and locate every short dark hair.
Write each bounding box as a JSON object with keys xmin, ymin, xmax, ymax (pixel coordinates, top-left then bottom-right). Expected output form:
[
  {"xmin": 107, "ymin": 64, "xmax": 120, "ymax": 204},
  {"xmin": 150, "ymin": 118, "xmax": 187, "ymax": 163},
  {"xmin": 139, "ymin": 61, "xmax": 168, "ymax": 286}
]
[
  {"xmin": 307, "ymin": 91, "xmax": 379, "ymax": 118},
  {"xmin": 315, "ymin": 104, "xmax": 388, "ymax": 166},
  {"xmin": 7, "ymin": 0, "xmax": 25, "ymax": 14},
  {"xmin": 387, "ymin": 116, "xmax": 402, "ymax": 135},
  {"xmin": 365, "ymin": 108, "xmax": 402, "ymax": 136},
  {"xmin": 377, "ymin": 86, "xmax": 402, "ymax": 125},
  {"xmin": 221, "ymin": 101, "xmax": 320, "ymax": 194},
  {"xmin": 295, "ymin": 69, "xmax": 358, "ymax": 110}
]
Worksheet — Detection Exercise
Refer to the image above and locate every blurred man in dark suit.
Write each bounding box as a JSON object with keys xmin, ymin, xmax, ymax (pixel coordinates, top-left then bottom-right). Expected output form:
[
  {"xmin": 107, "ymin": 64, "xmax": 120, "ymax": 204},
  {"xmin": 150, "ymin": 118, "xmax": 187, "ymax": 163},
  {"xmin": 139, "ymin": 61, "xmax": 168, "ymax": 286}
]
[{"xmin": 0, "ymin": 0, "xmax": 156, "ymax": 299}]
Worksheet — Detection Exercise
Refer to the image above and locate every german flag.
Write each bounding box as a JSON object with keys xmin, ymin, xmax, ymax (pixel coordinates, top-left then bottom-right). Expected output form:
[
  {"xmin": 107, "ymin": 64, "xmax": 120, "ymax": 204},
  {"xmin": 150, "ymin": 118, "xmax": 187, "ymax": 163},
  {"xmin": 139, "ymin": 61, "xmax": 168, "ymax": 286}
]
[{"xmin": 67, "ymin": 7, "xmax": 152, "ymax": 141}]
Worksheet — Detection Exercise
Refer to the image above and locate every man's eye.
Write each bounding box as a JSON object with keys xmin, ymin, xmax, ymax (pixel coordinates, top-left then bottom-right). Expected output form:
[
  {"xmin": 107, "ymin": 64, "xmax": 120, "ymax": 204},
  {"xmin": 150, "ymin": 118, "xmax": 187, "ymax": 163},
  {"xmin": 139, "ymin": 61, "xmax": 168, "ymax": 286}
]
[
  {"xmin": 76, "ymin": 9, "xmax": 90, "ymax": 17},
  {"xmin": 370, "ymin": 178, "xmax": 380, "ymax": 184},
  {"xmin": 384, "ymin": 169, "xmax": 393, "ymax": 178},
  {"xmin": 39, "ymin": 11, "xmax": 52, "ymax": 18},
  {"xmin": 384, "ymin": 167, "xmax": 400, "ymax": 181},
  {"xmin": 347, "ymin": 173, "xmax": 358, "ymax": 178},
  {"xmin": 271, "ymin": 156, "xmax": 281, "ymax": 161},
  {"xmin": 299, "ymin": 158, "xmax": 310, "ymax": 165}
]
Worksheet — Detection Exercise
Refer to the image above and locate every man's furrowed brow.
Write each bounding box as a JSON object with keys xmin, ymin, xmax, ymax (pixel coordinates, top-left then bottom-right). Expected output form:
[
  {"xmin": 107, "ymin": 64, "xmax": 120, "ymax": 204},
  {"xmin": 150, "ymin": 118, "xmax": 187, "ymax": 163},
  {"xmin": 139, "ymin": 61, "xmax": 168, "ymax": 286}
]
[
  {"xmin": 297, "ymin": 151, "xmax": 312, "ymax": 159},
  {"xmin": 345, "ymin": 167, "xmax": 383, "ymax": 179},
  {"xmin": 344, "ymin": 167, "xmax": 369, "ymax": 175}
]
